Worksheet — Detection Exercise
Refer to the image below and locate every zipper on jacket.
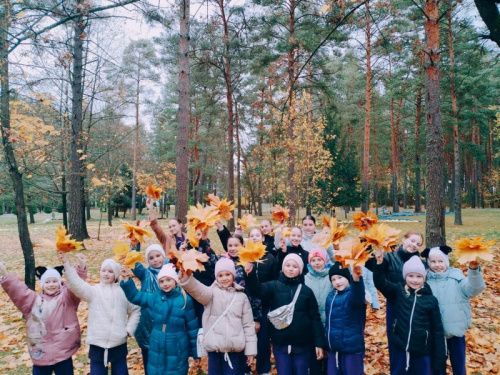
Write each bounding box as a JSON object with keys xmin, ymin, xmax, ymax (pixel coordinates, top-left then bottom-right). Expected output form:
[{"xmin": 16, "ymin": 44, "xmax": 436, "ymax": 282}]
[
  {"xmin": 425, "ymin": 330, "xmax": 428, "ymax": 346},
  {"xmin": 327, "ymin": 290, "xmax": 338, "ymax": 350},
  {"xmin": 405, "ymin": 294, "xmax": 417, "ymax": 351},
  {"xmin": 392, "ymin": 319, "xmax": 397, "ymax": 333}
]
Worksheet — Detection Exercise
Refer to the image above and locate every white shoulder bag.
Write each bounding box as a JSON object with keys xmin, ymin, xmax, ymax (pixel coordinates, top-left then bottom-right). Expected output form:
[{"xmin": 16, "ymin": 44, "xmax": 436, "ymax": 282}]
[{"xmin": 267, "ymin": 284, "xmax": 302, "ymax": 330}]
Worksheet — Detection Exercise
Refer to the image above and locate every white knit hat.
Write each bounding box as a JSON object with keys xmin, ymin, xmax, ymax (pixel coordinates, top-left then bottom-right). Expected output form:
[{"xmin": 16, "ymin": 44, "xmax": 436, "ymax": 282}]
[
  {"xmin": 215, "ymin": 257, "xmax": 236, "ymax": 277},
  {"xmin": 429, "ymin": 247, "xmax": 450, "ymax": 268},
  {"xmin": 158, "ymin": 264, "xmax": 179, "ymax": 283},
  {"xmin": 402, "ymin": 256, "xmax": 426, "ymax": 279},
  {"xmin": 100, "ymin": 259, "xmax": 121, "ymax": 280},
  {"xmin": 40, "ymin": 268, "xmax": 62, "ymax": 286},
  {"xmin": 283, "ymin": 253, "xmax": 304, "ymax": 274},
  {"xmin": 145, "ymin": 244, "xmax": 166, "ymax": 260}
]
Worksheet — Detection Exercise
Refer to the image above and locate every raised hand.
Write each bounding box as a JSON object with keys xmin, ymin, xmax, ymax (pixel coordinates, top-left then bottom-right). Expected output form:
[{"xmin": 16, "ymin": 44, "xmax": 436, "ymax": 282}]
[
  {"xmin": 352, "ymin": 265, "xmax": 363, "ymax": 282},
  {"xmin": 120, "ymin": 265, "xmax": 131, "ymax": 281},
  {"xmin": 375, "ymin": 248, "xmax": 384, "ymax": 265},
  {"xmin": 244, "ymin": 262, "xmax": 254, "ymax": 275},
  {"xmin": 146, "ymin": 198, "xmax": 154, "ymax": 211},
  {"xmin": 57, "ymin": 252, "xmax": 69, "ymax": 265},
  {"xmin": 469, "ymin": 260, "xmax": 479, "ymax": 270}
]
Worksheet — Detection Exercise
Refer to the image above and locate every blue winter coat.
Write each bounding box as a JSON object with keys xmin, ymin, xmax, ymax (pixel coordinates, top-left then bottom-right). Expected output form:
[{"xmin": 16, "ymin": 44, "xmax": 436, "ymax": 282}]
[
  {"xmin": 426, "ymin": 267, "xmax": 485, "ymax": 338},
  {"xmin": 325, "ymin": 278, "xmax": 366, "ymax": 354},
  {"xmin": 305, "ymin": 265, "xmax": 333, "ymax": 325},
  {"xmin": 121, "ymin": 279, "xmax": 199, "ymax": 375}
]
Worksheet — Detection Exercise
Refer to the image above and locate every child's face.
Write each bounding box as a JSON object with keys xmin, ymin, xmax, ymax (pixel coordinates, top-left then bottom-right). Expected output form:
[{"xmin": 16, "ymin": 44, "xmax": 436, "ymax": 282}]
[
  {"xmin": 42, "ymin": 278, "xmax": 60, "ymax": 295},
  {"xmin": 309, "ymin": 256, "xmax": 326, "ymax": 272},
  {"xmin": 260, "ymin": 220, "xmax": 272, "ymax": 235},
  {"xmin": 159, "ymin": 276, "xmax": 177, "ymax": 292},
  {"xmin": 331, "ymin": 275, "xmax": 349, "ymax": 291},
  {"xmin": 283, "ymin": 260, "xmax": 301, "ymax": 278},
  {"xmin": 406, "ymin": 272, "xmax": 425, "ymax": 290},
  {"xmin": 302, "ymin": 219, "xmax": 316, "ymax": 235},
  {"xmin": 148, "ymin": 250, "xmax": 165, "ymax": 269},
  {"xmin": 217, "ymin": 271, "xmax": 234, "ymax": 289},
  {"xmin": 429, "ymin": 254, "xmax": 447, "ymax": 273},
  {"xmin": 227, "ymin": 238, "xmax": 241, "ymax": 258},
  {"xmin": 169, "ymin": 220, "xmax": 182, "ymax": 236},
  {"xmin": 100, "ymin": 265, "xmax": 116, "ymax": 284},
  {"xmin": 289, "ymin": 228, "xmax": 302, "ymax": 247},
  {"xmin": 402, "ymin": 234, "xmax": 423, "ymax": 253},
  {"xmin": 249, "ymin": 229, "xmax": 263, "ymax": 243}
]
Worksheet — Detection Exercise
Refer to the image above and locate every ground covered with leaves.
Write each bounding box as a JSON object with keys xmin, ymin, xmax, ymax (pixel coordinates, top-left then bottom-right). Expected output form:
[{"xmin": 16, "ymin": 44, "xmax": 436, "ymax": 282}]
[{"xmin": 0, "ymin": 209, "xmax": 498, "ymax": 374}]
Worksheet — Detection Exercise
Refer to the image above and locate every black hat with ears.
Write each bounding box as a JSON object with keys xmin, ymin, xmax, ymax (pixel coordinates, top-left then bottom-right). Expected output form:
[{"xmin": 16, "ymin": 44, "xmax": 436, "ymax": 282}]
[
  {"xmin": 421, "ymin": 245, "xmax": 452, "ymax": 259},
  {"xmin": 35, "ymin": 266, "xmax": 64, "ymax": 280}
]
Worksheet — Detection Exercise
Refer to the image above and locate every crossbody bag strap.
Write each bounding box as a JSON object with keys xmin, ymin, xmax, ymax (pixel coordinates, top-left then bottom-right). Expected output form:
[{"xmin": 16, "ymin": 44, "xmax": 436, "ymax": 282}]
[
  {"xmin": 203, "ymin": 294, "xmax": 237, "ymax": 341},
  {"xmin": 290, "ymin": 284, "xmax": 302, "ymax": 306}
]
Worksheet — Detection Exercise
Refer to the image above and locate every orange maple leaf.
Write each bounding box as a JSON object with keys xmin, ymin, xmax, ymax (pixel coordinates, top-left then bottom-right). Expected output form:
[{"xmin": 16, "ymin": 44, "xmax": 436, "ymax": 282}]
[
  {"xmin": 271, "ymin": 205, "xmax": 290, "ymax": 223},
  {"xmin": 122, "ymin": 220, "xmax": 153, "ymax": 243},
  {"xmin": 313, "ymin": 216, "xmax": 348, "ymax": 247},
  {"xmin": 170, "ymin": 248, "xmax": 209, "ymax": 273},
  {"xmin": 237, "ymin": 241, "xmax": 267, "ymax": 266},
  {"xmin": 206, "ymin": 194, "xmax": 235, "ymax": 220},
  {"xmin": 454, "ymin": 237, "xmax": 496, "ymax": 264},
  {"xmin": 360, "ymin": 224, "xmax": 401, "ymax": 252},
  {"xmin": 186, "ymin": 203, "xmax": 220, "ymax": 231},
  {"xmin": 187, "ymin": 226, "xmax": 200, "ymax": 248},
  {"xmin": 237, "ymin": 214, "xmax": 256, "ymax": 230},
  {"xmin": 353, "ymin": 211, "xmax": 378, "ymax": 231},
  {"xmin": 335, "ymin": 238, "xmax": 372, "ymax": 268},
  {"xmin": 112, "ymin": 241, "xmax": 144, "ymax": 267},
  {"xmin": 55, "ymin": 225, "xmax": 84, "ymax": 253},
  {"xmin": 146, "ymin": 184, "xmax": 162, "ymax": 200}
]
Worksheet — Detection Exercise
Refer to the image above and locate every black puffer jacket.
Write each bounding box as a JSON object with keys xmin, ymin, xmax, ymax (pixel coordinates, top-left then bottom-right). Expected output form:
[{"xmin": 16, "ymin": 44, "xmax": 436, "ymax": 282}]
[
  {"xmin": 245, "ymin": 270, "xmax": 326, "ymax": 348},
  {"xmin": 277, "ymin": 245, "xmax": 310, "ymax": 275},
  {"xmin": 373, "ymin": 263, "xmax": 447, "ymax": 371},
  {"xmin": 263, "ymin": 234, "xmax": 275, "ymax": 254}
]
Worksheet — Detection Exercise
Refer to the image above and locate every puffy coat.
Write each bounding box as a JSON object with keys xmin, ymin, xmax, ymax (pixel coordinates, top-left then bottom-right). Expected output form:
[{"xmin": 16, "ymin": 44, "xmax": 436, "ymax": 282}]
[
  {"xmin": 191, "ymin": 239, "xmax": 218, "ymax": 287},
  {"xmin": 305, "ymin": 265, "xmax": 333, "ymax": 325},
  {"xmin": 131, "ymin": 262, "xmax": 162, "ymax": 349},
  {"xmin": 263, "ymin": 234, "xmax": 276, "ymax": 254},
  {"xmin": 121, "ymin": 279, "xmax": 198, "ymax": 375},
  {"xmin": 325, "ymin": 278, "xmax": 366, "ymax": 354},
  {"xmin": 373, "ymin": 263, "xmax": 447, "ymax": 371},
  {"xmin": 426, "ymin": 267, "xmax": 485, "ymax": 338},
  {"xmin": 149, "ymin": 218, "xmax": 175, "ymax": 253},
  {"xmin": 0, "ymin": 266, "xmax": 87, "ymax": 366},
  {"xmin": 245, "ymin": 271, "xmax": 327, "ymax": 348},
  {"xmin": 277, "ymin": 245, "xmax": 310, "ymax": 275},
  {"xmin": 64, "ymin": 265, "xmax": 140, "ymax": 356},
  {"xmin": 180, "ymin": 276, "xmax": 257, "ymax": 355}
]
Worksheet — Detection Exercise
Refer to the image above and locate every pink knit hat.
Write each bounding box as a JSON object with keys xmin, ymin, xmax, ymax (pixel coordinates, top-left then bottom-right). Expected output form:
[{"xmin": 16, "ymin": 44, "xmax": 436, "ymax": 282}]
[
  {"xmin": 308, "ymin": 249, "xmax": 327, "ymax": 265},
  {"xmin": 402, "ymin": 256, "xmax": 426, "ymax": 279},
  {"xmin": 283, "ymin": 253, "xmax": 304, "ymax": 274},
  {"xmin": 215, "ymin": 257, "xmax": 236, "ymax": 277},
  {"xmin": 158, "ymin": 264, "xmax": 179, "ymax": 283}
]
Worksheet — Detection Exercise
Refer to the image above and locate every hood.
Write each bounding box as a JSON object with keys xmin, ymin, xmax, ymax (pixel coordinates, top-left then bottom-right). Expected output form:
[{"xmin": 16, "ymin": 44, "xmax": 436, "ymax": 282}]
[{"xmin": 306, "ymin": 264, "xmax": 330, "ymax": 277}]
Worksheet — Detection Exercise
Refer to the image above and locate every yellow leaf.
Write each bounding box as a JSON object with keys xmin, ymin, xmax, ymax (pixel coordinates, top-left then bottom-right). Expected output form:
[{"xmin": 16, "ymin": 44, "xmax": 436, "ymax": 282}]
[
  {"xmin": 237, "ymin": 241, "xmax": 267, "ymax": 266},
  {"xmin": 353, "ymin": 211, "xmax": 378, "ymax": 231},
  {"xmin": 112, "ymin": 241, "xmax": 129, "ymax": 263},
  {"xmin": 237, "ymin": 214, "xmax": 256, "ymax": 230},
  {"xmin": 206, "ymin": 194, "xmax": 235, "ymax": 220},
  {"xmin": 122, "ymin": 220, "xmax": 153, "ymax": 243},
  {"xmin": 55, "ymin": 225, "xmax": 84, "ymax": 253},
  {"xmin": 335, "ymin": 238, "xmax": 372, "ymax": 268},
  {"xmin": 186, "ymin": 203, "xmax": 220, "ymax": 231},
  {"xmin": 271, "ymin": 205, "xmax": 290, "ymax": 223},
  {"xmin": 313, "ymin": 216, "xmax": 348, "ymax": 247},
  {"xmin": 320, "ymin": 4, "xmax": 330, "ymax": 13},
  {"xmin": 124, "ymin": 251, "xmax": 144, "ymax": 268},
  {"xmin": 86, "ymin": 164, "xmax": 95, "ymax": 170},
  {"xmin": 146, "ymin": 184, "xmax": 162, "ymax": 200},
  {"xmin": 360, "ymin": 224, "xmax": 401, "ymax": 252},
  {"xmin": 454, "ymin": 237, "xmax": 496, "ymax": 264},
  {"xmin": 187, "ymin": 226, "xmax": 200, "ymax": 248},
  {"xmin": 170, "ymin": 248, "xmax": 209, "ymax": 273}
]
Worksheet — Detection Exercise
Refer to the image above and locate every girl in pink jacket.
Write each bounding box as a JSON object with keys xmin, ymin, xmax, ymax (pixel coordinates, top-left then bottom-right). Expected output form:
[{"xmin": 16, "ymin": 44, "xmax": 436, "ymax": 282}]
[{"xmin": 0, "ymin": 254, "xmax": 87, "ymax": 375}]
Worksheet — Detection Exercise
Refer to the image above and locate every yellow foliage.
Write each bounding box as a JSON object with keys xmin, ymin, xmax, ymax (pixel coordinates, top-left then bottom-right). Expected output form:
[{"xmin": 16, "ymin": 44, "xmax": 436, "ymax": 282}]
[
  {"xmin": 237, "ymin": 241, "xmax": 267, "ymax": 266},
  {"xmin": 170, "ymin": 248, "xmax": 209, "ymax": 274},
  {"xmin": 335, "ymin": 238, "xmax": 372, "ymax": 268},
  {"xmin": 353, "ymin": 211, "xmax": 378, "ymax": 231},
  {"xmin": 271, "ymin": 205, "xmax": 290, "ymax": 223},
  {"xmin": 122, "ymin": 220, "xmax": 153, "ymax": 243},
  {"xmin": 360, "ymin": 224, "xmax": 401, "ymax": 252},
  {"xmin": 186, "ymin": 204, "xmax": 220, "ymax": 231},
  {"xmin": 454, "ymin": 237, "xmax": 496, "ymax": 264},
  {"xmin": 187, "ymin": 226, "xmax": 200, "ymax": 248},
  {"xmin": 206, "ymin": 194, "xmax": 235, "ymax": 220},
  {"xmin": 146, "ymin": 185, "xmax": 162, "ymax": 200},
  {"xmin": 55, "ymin": 226, "xmax": 84, "ymax": 253},
  {"xmin": 313, "ymin": 216, "xmax": 348, "ymax": 247}
]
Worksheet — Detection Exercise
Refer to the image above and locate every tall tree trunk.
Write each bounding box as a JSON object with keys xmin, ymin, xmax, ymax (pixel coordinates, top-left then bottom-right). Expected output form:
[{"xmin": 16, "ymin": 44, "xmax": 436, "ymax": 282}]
[
  {"xmin": 448, "ymin": 8, "xmax": 462, "ymax": 225},
  {"xmin": 176, "ymin": 0, "xmax": 190, "ymax": 223},
  {"xmin": 414, "ymin": 43, "xmax": 424, "ymax": 214},
  {"xmin": 131, "ymin": 68, "xmax": 140, "ymax": 220},
  {"xmin": 0, "ymin": 1, "xmax": 36, "ymax": 289},
  {"xmin": 257, "ymin": 87, "xmax": 264, "ymax": 217},
  {"xmin": 424, "ymin": 0, "xmax": 446, "ymax": 246},
  {"xmin": 68, "ymin": 4, "xmax": 88, "ymax": 241},
  {"xmin": 362, "ymin": 0, "xmax": 371, "ymax": 213},
  {"xmin": 390, "ymin": 92, "xmax": 399, "ymax": 213},
  {"xmin": 235, "ymin": 100, "xmax": 242, "ymax": 219}
]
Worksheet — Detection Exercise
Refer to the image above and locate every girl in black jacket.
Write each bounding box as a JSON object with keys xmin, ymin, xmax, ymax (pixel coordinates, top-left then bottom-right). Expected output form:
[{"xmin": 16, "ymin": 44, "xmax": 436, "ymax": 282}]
[
  {"xmin": 276, "ymin": 227, "xmax": 310, "ymax": 275},
  {"xmin": 245, "ymin": 254, "xmax": 327, "ymax": 375},
  {"xmin": 373, "ymin": 249, "xmax": 446, "ymax": 375}
]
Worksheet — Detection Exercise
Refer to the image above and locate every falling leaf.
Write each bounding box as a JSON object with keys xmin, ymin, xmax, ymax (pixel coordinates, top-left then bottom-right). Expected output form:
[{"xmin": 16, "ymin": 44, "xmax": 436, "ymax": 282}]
[
  {"xmin": 271, "ymin": 205, "xmax": 290, "ymax": 223},
  {"xmin": 313, "ymin": 216, "xmax": 348, "ymax": 247},
  {"xmin": 335, "ymin": 238, "xmax": 372, "ymax": 268},
  {"xmin": 237, "ymin": 214, "xmax": 257, "ymax": 230},
  {"xmin": 122, "ymin": 220, "xmax": 153, "ymax": 243},
  {"xmin": 206, "ymin": 194, "xmax": 235, "ymax": 220},
  {"xmin": 55, "ymin": 225, "xmax": 84, "ymax": 253},
  {"xmin": 146, "ymin": 184, "xmax": 162, "ymax": 200},
  {"xmin": 360, "ymin": 223, "xmax": 401, "ymax": 252},
  {"xmin": 170, "ymin": 248, "xmax": 209, "ymax": 273},
  {"xmin": 454, "ymin": 237, "xmax": 496, "ymax": 264},
  {"xmin": 353, "ymin": 211, "xmax": 378, "ymax": 231},
  {"xmin": 186, "ymin": 203, "xmax": 220, "ymax": 231},
  {"xmin": 237, "ymin": 241, "xmax": 267, "ymax": 266}
]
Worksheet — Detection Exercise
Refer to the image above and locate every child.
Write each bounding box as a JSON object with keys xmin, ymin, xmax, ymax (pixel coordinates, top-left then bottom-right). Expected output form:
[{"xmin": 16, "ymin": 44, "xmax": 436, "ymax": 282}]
[
  {"xmin": 300, "ymin": 215, "xmax": 334, "ymax": 262},
  {"xmin": 325, "ymin": 262, "xmax": 366, "ymax": 375},
  {"xmin": 423, "ymin": 246, "xmax": 486, "ymax": 375},
  {"xmin": 216, "ymin": 219, "xmax": 244, "ymax": 252},
  {"xmin": 373, "ymin": 251, "xmax": 446, "ymax": 374},
  {"xmin": 179, "ymin": 258, "xmax": 257, "ymax": 375},
  {"xmin": 131, "ymin": 244, "xmax": 168, "ymax": 373},
  {"xmin": 276, "ymin": 227, "xmax": 310, "ymax": 275},
  {"xmin": 245, "ymin": 254, "xmax": 326, "ymax": 375},
  {"xmin": 62, "ymin": 256, "xmax": 140, "ymax": 375},
  {"xmin": 120, "ymin": 263, "xmax": 199, "ymax": 375},
  {"xmin": 0, "ymin": 255, "xmax": 87, "ymax": 375},
  {"xmin": 260, "ymin": 218, "xmax": 276, "ymax": 254},
  {"xmin": 306, "ymin": 249, "xmax": 333, "ymax": 375},
  {"xmin": 146, "ymin": 198, "xmax": 176, "ymax": 252}
]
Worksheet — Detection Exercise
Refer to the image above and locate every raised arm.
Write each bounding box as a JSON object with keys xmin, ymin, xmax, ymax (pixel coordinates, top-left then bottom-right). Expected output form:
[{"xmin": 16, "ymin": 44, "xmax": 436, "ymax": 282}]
[
  {"xmin": 63, "ymin": 261, "xmax": 95, "ymax": 302},
  {"xmin": 131, "ymin": 262, "xmax": 146, "ymax": 282},
  {"xmin": 244, "ymin": 263, "xmax": 273, "ymax": 300},
  {"xmin": 349, "ymin": 266, "xmax": 366, "ymax": 309},
  {"xmin": 459, "ymin": 262, "xmax": 486, "ymax": 299},
  {"xmin": 179, "ymin": 272, "xmax": 213, "ymax": 306},
  {"xmin": 120, "ymin": 277, "xmax": 152, "ymax": 308},
  {"xmin": 0, "ymin": 263, "xmax": 37, "ymax": 316},
  {"xmin": 372, "ymin": 250, "xmax": 399, "ymax": 302},
  {"xmin": 216, "ymin": 220, "xmax": 231, "ymax": 252}
]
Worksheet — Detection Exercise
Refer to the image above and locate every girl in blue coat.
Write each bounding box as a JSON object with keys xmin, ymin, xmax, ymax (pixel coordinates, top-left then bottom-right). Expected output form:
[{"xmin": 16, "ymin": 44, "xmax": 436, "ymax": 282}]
[
  {"xmin": 120, "ymin": 264, "xmax": 199, "ymax": 375},
  {"xmin": 423, "ymin": 246, "xmax": 486, "ymax": 375},
  {"xmin": 325, "ymin": 262, "xmax": 366, "ymax": 375}
]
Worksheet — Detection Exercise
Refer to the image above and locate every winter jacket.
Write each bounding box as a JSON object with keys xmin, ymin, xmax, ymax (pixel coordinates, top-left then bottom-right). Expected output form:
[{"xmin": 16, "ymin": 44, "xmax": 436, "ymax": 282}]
[
  {"xmin": 277, "ymin": 245, "xmax": 310, "ymax": 275},
  {"xmin": 121, "ymin": 279, "xmax": 198, "ymax": 375},
  {"xmin": 426, "ymin": 267, "xmax": 485, "ymax": 338},
  {"xmin": 0, "ymin": 266, "xmax": 87, "ymax": 366},
  {"xmin": 255, "ymin": 252, "xmax": 279, "ymax": 283},
  {"xmin": 217, "ymin": 225, "xmax": 232, "ymax": 252},
  {"xmin": 245, "ymin": 271, "xmax": 327, "ymax": 348},
  {"xmin": 305, "ymin": 265, "xmax": 333, "ymax": 325},
  {"xmin": 263, "ymin": 233, "xmax": 276, "ymax": 255},
  {"xmin": 64, "ymin": 264, "xmax": 140, "ymax": 359},
  {"xmin": 190, "ymin": 239, "xmax": 218, "ymax": 287},
  {"xmin": 373, "ymin": 263, "xmax": 447, "ymax": 371},
  {"xmin": 363, "ymin": 267, "xmax": 380, "ymax": 309},
  {"xmin": 325, "ymin": 278, "xmax": 366, "ymax": 354},
  {"xmin": 300, "ymin": 230, "xmax": 334, "ymax": 262},
  {"xmin": 131, "ymin": 262, "xmax": 162, "ymax": 349},
  {"xmin": 150, "ymin": 218, "xmax": 175, "ymax": 254},
  {"xmin": 180, "ymin": 276, "xmax": 257, "ymax": 355}
]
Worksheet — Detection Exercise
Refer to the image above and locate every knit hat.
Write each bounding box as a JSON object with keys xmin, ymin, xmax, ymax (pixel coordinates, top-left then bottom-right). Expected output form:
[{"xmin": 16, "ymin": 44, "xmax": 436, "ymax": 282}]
[
  {"xmin": 100, "ymin": 259, "xmax": 121, "ymax": 280},
  {"xmin": 145, "ymin": 244, "xmax": 166, "ymax": 260},
  {"xmin": 158, "ymin": 264, "xmax": 179, "ymax": 284},
  {"xmin": 308, "ymin": 249, "xmax": 327, "ymax": 265},
  {"xmin": 402, "ymin": 256, "xmax": 426, "ymax": 279},
  {"xmin": 428, "ymin": 247, "xmax": 450, "ymax": 268},
  {"xmin": 215, "ymin": 257, "xmax": 236, "ymax": 277},
  {"xmin": 282, "ymin": 253, "xmax": 304, "ymax": 274},
  {"xmin": 40, "ymin": 268, "xmax": 62, "ymax": 287},
  {"xmin": 328, "ymin": 261, "xmax": 351, "ymax": 281}
]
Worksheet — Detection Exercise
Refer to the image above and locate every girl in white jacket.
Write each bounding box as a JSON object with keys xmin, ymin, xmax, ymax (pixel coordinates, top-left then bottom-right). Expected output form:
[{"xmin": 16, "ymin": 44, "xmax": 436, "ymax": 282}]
[{"xmin": 61, "ymin": 255, "xmax": 140, "ymax": 375}]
